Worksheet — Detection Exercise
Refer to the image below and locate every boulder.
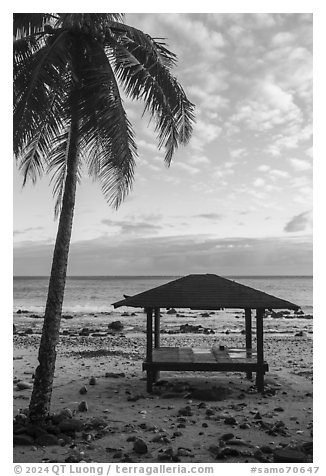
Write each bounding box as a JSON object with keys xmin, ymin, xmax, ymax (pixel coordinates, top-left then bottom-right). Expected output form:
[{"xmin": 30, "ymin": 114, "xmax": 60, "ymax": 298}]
[
  {"xmin": 58, "ymin": 419, "xmax": 84, "ymax": 433},
  {"xmin": 220, "ymin": 433, "xmax": 235, "ymax": 441},
  {"xmin": 133, "ymin": 438, "xmax": 148, "ymax": 454},
  {"xmin": 105, "ymin": 372, "xmax": 125, "ymax": 378},
  {"xmin": 78, "ymin": 401, "xmax": 88, "ymax": 412},
  {"xmin": 13, "ymin": 434, "xmax": 35, "ymax": 446},
  {"xmin": 177, "ymin": 406, "xmax": 193, "ymax": 416},
  {"xmin": 108, "ymin": 321, "xmax": 124, "ymax": 331},
  {"xmin": 273, "ymin": 448, "xmax": 307, "ymax": 463},
  {"xmin": 59, "ymin": 408, "xmax": 73, "ymax": 419},
  {"xmin": 191, "ymin": 387, "xmax": 231, "ymax": 401},
  {"xmin": 35, "ymin": 433, "xmax": 59, "ymax": 446},
  {"xmin": 24, "ymin": 425, "xmax": 48, "ymax": 438},
  {"xmin": 215, "ymin": 447, "xmax": 240, "ymax": 459},
  {"xmin": 224, "ymin": 416, "xmax": 237, "ymax": 425}
]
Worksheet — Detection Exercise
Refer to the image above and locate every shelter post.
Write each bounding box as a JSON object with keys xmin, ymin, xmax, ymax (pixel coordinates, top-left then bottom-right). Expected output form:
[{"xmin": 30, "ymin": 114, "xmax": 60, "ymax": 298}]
[
  {"xmin": 146, "ymin": 308, "xmax": 154, "ymax": 392},
  {"xmin": 154, "ymin": 308, "xmax": 161, "ymax": 348},
  {"xmin": 153, "ymin": 308, "xmax": 161, "ymax": 383},
  {"xmin": 245, "ymin": 308, "xmax": 252, "ymax": 379},
  {"xmin": 256, "ymin": 308, "xmax": 265, "ymax": 392}
]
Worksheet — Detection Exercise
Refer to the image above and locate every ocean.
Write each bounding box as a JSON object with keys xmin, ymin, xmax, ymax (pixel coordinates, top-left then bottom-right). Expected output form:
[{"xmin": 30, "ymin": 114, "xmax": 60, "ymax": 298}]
[{"xmin": 13, "ymin": 275, "xmax": 313, "ymax": 314}]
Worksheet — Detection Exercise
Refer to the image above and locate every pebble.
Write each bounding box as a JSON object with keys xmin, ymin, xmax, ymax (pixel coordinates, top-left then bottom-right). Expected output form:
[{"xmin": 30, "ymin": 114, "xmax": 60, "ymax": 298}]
[
  {"xmin": 260, "ymin": 445, "xmax": 274, "ymax": 454},
  {"xmin": 16, "ymin": 381, "xmax": 33, "ymax": 390},
  {"xmin": 151, "ymin": 434, "xmax": 170, "ymax": 443},
  {"xmin": 177, "ymin": 448, "xmax": 193, "ymax": 457},
  {"xmin": 89, "ymin": 377, "xmax": 96, "ymax": 385},
  {"xmin": 79, "ymin": 386, "xmax": 88, "ymax": 395},
  {"xmin": 239, "ymin": 423, "xmax": 251, "ymax": 429}
]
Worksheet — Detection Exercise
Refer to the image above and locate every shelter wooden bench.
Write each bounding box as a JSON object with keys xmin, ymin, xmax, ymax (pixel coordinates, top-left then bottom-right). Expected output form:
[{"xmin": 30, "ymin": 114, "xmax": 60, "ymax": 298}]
[
  {"xmin": 143, "ymin": 345, "xmax": 269, "ymax": 392},
  {"xmin": 113, "ymin": 274, "xmax": 299, "ymax": 394}
]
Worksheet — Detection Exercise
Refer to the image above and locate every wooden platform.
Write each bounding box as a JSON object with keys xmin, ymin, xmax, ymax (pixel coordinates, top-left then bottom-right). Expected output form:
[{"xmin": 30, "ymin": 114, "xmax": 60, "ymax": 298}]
[{"xmin": 143, "ymin": 346, "xmax": 268, "ymax": 392}]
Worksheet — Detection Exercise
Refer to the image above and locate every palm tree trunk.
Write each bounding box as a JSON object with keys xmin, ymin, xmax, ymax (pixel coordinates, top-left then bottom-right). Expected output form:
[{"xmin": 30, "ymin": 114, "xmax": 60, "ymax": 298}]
[{"xmin": 28, "ymin": 94, "xmax": 79, "ymax": 424}]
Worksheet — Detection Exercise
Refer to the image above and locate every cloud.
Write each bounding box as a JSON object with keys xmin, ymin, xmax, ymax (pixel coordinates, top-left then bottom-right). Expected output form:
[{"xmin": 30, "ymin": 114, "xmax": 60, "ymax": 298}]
[
  {"xmin": 250, "ymin": 13, "xmax": 276, "ymax": 28},
  {"xmin": 230, "ymin": 77, "xmax": 302, "ymax": 132},
  {"xmin": 161, "ymin": 13, "xmax": 225, "ymax": 56},
  {"xmin": 270, "ymin": 169, "xmax": 290, "ymax": 179},
  {"xmin": 254, "ymin": 178, "xmax": 265, "ymax": 187},
  {"xmin": 257, "ymin": 165, "xmax": 270, "ymax": 172},
  {"xmin": 284, "ymin": 211, "xmax": 312, "ymax": 232},
  {"xmin": 229, "ymin": 148, "xmax": 247, "ymax": 160},
  {"xmin": 191, "ymin": 119, "xmax": 222, "ymax": 151},
  {"xmin": 173, "ymin": 162, "xmax": 200, "ymax": 175},
  {"xmin": 102, "ymin": 217, "xmax": 161, "ymax": 235},
  {"xmin": 305, "ymin": 147, "xmax": 313, "ymax": 158},
  {"xmin": 194, "ymin": 213, "xmax": 223, "ymax": 220},
  {"xmin": 271, "ymin": 32, "xmax": 296, "ymax": 46},
  {"xmin": 13, "ymin": 227, "xmax": 43, "ymax": 236},
  {"xmin": 13, "ymin": 234, "xmax": 312, "ymax": 276},
  {"xmin": 187, "ymin": 86, "xmax": 229, "ymax": 115},
  {"xmin": 289, "ymin": 158, "xmax": 312, "ymax": 171},
  {"xmin": 188, "ymin": 155, "xmax": 210, "ymax": 165},
  {"xmin": 213, "ymin": 167, "xmax": 234, "ymax": 180}
]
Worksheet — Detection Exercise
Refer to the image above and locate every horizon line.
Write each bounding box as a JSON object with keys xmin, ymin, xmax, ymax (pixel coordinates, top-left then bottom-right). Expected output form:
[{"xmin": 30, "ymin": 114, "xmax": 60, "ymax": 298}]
[{"xmin": 13, "ymin": 274, "xmax": 313, "ymax": 278}]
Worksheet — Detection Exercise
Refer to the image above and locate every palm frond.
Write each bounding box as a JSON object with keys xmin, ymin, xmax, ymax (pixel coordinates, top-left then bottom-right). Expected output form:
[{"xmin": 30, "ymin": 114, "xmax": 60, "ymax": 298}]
[
  {"xmin": 14, "ymin": 30, "xmax": 70, "ymax": 158},
  {"xmin": 13, "ymin": 13, "xmax": 195, "ymax": 212},
  {"xmin": 47, "ymin": 129, "xmax": 82, "ymax": 218},
  {"xmin": 107, "ymin": 34, "xmax": 195, "ymax": 164},
  {"xmin": 19, "ymin": 120, "xmax": 55, "ymax": 186},
  {"xmin": 76, "ymin": 40, "xmax": 137, "ymax": 207},
  {"xmin": 106, "ymin": 21, "xmax": 177, "ymax": 68},
  {"xmin": 58, "ymin": 13, "xmax": 125, "ymax": 34},
  {"xmin": 13, "ymin": 13, "xmax": 56, "ymax": 39}
]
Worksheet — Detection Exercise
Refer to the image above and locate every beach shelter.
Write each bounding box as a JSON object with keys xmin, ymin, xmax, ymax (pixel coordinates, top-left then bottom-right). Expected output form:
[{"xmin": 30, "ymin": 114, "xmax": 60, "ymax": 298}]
[{"xmin": 113, "ymin": 274, "xmax": 300, "ymax": 392}]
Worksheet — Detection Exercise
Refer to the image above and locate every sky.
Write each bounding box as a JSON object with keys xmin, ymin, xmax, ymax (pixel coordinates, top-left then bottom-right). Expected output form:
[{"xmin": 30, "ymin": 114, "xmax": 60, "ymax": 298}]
[{"xmin": 13, "ymin": 12, "xmax": 313, "ymax": 276}]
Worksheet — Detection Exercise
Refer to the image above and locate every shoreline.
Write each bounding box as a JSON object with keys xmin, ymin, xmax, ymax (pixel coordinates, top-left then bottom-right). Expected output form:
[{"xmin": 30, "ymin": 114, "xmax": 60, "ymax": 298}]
[{"xmin": 13, "ymin": 313, "xmax": 313, "ymax": 463}]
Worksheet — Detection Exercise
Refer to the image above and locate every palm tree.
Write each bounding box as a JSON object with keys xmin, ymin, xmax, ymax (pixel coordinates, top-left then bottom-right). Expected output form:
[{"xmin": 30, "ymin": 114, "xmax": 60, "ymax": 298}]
[{"xmin": 14, "ymin": 13, "xmax": 195, "ymax": 424}]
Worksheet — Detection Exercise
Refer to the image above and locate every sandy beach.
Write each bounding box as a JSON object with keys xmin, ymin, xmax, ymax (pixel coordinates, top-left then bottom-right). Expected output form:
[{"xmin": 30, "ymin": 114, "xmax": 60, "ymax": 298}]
[{"xmin": 13, "ymin": 310, "xmax": 313, "ymax": 464}]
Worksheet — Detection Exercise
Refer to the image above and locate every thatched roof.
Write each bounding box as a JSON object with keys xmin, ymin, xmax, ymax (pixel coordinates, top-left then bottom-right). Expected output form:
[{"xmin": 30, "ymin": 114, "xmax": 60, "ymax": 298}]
[{"xmin": 113, "ymin": 274, "xmax": 299, "ymax": 310}]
